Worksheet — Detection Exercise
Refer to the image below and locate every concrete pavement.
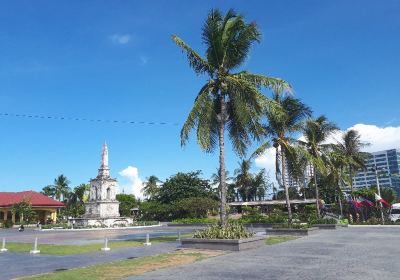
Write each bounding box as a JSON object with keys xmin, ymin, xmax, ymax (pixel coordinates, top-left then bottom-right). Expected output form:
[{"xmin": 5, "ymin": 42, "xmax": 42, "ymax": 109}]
[{"xmin": 127, "ymin": 227, "xmax": 400, "ymax": 280}]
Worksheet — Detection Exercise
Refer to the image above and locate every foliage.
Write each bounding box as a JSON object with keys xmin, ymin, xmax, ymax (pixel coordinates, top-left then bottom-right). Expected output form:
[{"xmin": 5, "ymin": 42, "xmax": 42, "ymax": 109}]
[
  {"xmin": 176, "ymin": 197, "xmax": 218, "ymax": 218},
  {"xmin": 116, "ymin": 194, "xmax": 138, "ymax": 216},
  {"xmin": 238, "ymin": 207, "xmax": 287, "ymax": 224},
  {"xmin": 174, "ymin": 8, "xmax": 291, "ymax": 225},
  {"xmin": 171, "ymin": 217, "xmax": 218, "ymax": 224},
  {"xmin": 353, "ymin": 186, "xmax": 397, "ymax": 204},
  {"xmin": 2, "ymin": 220, "xmax": 13, "ymax": 228},
  {"xmin": 193, "ymin": 221, "xmax": 255, "ymax": 239},
  {"xmin": 12, "ymin": 200, "xmax": 37, "ymax": 223},
  {"xmin": 154, "ymin": 171, "xmax": 215, "ymax": 204},
  {"xmin": 142, "ymin": 175, "xmax": 161, "ymax": 199},
  {"xmin": 272, "ymin": 223, "xmax": 309, "ymax": 229},
  {"xmin": 252, "ymin": 93, "xmax": 312, "ymax": 223},
  {"xmin": 310, "ymin": 218, "xmax": 337, "ymax": 225}
]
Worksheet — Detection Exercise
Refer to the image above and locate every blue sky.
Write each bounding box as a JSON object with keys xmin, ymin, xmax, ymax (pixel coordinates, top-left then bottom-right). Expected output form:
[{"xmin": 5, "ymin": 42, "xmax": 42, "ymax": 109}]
[{"xmin": 1, "ymin": 0, "xmax": 399, "ymax": 195}]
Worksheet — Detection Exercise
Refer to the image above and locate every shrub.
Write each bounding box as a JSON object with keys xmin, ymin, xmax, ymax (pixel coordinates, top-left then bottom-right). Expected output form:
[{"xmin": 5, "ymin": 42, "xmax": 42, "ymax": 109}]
[
  {"xmin": 310, "ymin": 218, "xmax": 337, "ymax": 225},
  {"xmin": 3, "ymin": 220, "xmax": 13, "ymax": 228},
  {"xmin": 272, "ymin": 223, "xmax": 309, "ymax": 229},
  {"xmin": 193, "ymin": 221, "xmax": 255, "ymax": 239},
  {"xmin": 171, "ymin": 217, "xmax": 218, "ymax": 224}
]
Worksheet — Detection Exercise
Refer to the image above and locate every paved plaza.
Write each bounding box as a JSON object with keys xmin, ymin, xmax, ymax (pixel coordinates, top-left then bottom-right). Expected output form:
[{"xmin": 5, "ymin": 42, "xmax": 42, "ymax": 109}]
[
  {"xmin": 1, "ymin": 226, "xmax": 399, "ymax": 279},
  {"xmin": 128, "ymin": 226, "xmax": 400, "ymax": 280}
]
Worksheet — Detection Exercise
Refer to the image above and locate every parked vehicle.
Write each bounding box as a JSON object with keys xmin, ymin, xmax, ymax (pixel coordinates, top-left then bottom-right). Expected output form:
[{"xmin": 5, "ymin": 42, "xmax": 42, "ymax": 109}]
[{"xmin": 389, "ymin": 203, "xmax": 400, "ymax": 222}]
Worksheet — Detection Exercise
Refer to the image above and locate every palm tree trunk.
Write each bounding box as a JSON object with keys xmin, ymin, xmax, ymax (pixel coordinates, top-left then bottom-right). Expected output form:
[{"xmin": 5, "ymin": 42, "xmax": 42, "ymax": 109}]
[
  {"xmin": 313, "ymin": 165, "xmax": 320, "ymax": 218},
  {"xmin": 349, "ymin": 166, "xmax": 354, "ymax": 195},
  {"xmin": 218, "ymin": 94, "xmax": 227, "ymax": 226},
  {"xmin": 281, "ymin": 149, "xmax": 292, "ymax": 223}
]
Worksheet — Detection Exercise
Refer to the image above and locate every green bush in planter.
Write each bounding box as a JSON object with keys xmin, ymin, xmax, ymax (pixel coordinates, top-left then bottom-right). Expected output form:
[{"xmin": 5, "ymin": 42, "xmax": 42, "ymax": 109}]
[
  {"xmin": 193, "ymin": 221, "xmax": 255, "ymax": 239},
  {"xmin": 310, "ymin": 218, "xmax": 337, "ymax": 225}
]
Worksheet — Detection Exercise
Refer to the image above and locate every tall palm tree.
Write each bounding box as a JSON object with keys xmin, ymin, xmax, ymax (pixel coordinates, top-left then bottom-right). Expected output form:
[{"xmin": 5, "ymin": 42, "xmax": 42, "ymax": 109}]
[
  {"xmin": 53, "ymin": 174, "xmax": 71, "ymax": 202},
  {"xmin": 173, "ymin": 9, "xmax": 291, "ymax": 225},
  {"xmin": 336, "ymin": 130, "xmax": 368, "ymax": 194},
  {"xmin": 253, "ymin": 169, "xmax": 269, "ymax": 201},
  {"xmin": 301, "ymin": 115, "xmax": 338, "ymax": 217},
  {"xmin": 143, "ymin": 175, "xmax": 161, "ymax": 199},
  {"xmin": 253, "ymin": 93, "xmax": 311, "ymax": 223},
  {"xmin": 41, "ymin": 185, "xmax": 56, "ymax": 198},
  {"xmin": 234, "ymin": 159, "xmax": 253, "ymax": 201}
]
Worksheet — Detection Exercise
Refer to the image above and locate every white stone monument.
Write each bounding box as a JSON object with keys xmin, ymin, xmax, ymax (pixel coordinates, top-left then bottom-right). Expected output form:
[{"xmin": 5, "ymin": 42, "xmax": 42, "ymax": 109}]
[{"xmin": 70, "ymin": 143, "xmax": 132, "ymax": 227}]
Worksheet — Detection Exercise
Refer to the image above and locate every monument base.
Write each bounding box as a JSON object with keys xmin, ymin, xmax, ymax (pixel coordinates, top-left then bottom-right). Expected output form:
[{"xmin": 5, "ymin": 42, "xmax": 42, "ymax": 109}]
[{"xmin": 68, "ymin": 217, "xmax": 134, "ymax": 228}]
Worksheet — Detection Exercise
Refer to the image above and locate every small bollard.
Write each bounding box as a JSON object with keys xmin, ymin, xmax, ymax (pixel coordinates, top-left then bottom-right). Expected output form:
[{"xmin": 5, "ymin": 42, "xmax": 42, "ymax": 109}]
[
  {"xmin": 0, "ymin": 238, "xmax": 8, "ymax": 252},
  {"xmin": 30, "ymin": 237, "xmax": 40, "ymax": 254},
  {"xmin": 143, "ymin": 233, "xmax": 151, "ymax": 246},
  {"xmin": 176, "ymin": 231, "xmax": 181, "ymax": 241},
  {"xmin": 101, "ymin": 237, "xmax": 110, "ymax": 251}
]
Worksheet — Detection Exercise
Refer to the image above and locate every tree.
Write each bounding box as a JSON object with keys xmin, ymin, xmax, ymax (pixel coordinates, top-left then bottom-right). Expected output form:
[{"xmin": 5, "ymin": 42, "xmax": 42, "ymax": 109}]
[
  {"xmin": 155, "ymin": 171, "xmax": 215, "ymax": 204},
  {"xmin": 142, "ymin": 175, "xmax": 161, "ymax": 199},
  {"xmin": 336, "ymin": 130, "xmax": 368, "ymax": 194},
  {"xmin": 12, "ymin": 200, "xmax": 37, "ymax": 224},
  {"xmin": 64, "ymin": 184, "xmax": 90, "ymax": 217},
  {"xmin": 253, "ymin": 169, "xmax": 269, "ymax": 200},
  {"xmin": 234, "ymin": 159, "xmax": 253, "ymax": 201},
  {"xmin": 116, "ymin": 194, "xmax": 138, "ymax": 216},
  {"xmin": 301, "ymin": 115, "xmax": 338, "ymax": 217},
  {"xmin": 211, "ymin": 168, "xmax": 234, "ymax": 200},
  {"xmin": 53, "ymin": 175, "xmax": 71, "ymax": 201},
  {"xmin": 173, "ymin": 9, "xmax": 291, "ymax": 225},
  {"xmin": 253, "ymin": 93, "xmax": 311, "ymax": 223}
]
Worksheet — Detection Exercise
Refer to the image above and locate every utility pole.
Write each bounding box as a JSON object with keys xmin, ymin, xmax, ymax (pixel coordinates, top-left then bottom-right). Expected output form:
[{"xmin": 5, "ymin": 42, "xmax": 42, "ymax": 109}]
[{"xmin": 372, "ymin": 165, "xmax": 385, "ymax": 224}]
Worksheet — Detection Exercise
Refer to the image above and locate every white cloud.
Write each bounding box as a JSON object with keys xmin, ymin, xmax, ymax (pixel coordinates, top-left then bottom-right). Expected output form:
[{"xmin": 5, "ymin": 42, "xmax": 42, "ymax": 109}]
[
  {"xmin": 110, "ymin": 34, "xmax": 131, "ymax": 45},
  {"xmin": 254, "ymin": 124, "xmax": 400, "ymax": 181},
  {"xmin": 118, "ymin": 166, "xmax": 144, "ymax": 198}
]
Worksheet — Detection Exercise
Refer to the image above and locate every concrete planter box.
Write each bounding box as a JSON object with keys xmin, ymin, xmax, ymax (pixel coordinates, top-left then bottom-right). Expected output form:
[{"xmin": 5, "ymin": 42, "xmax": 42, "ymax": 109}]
[
  {"xmin": 244, "ymin": 223, "xmax": 277, "ymax": 228},
  {"xmin": 312, "ymin": 224, "xmax": 337, "ymax": 230},
  {"xmin": 180, "ymin": 236, "xmax": 266, "ymax": 251},
  {"xmin": 266, "ymin": 227, "xmax": 317, "ymax": 236}
]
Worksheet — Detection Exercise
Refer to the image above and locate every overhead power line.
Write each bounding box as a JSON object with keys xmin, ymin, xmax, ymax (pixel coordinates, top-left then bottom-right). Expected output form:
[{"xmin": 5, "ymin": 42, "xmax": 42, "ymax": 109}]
[{"xmin": 0, "ymin": 112, "xmax": 180, "ymax": 126}]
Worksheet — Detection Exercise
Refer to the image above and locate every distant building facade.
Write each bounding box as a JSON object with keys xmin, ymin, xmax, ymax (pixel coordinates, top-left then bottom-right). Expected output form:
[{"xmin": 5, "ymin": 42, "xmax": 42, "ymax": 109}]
[
  {"xmin": 352, "ymin": 149, "xmax": 400, "ymax": 195},
  {"xmin": 0, "ymin": 191, "xmax": 64, "ymax": 224}
]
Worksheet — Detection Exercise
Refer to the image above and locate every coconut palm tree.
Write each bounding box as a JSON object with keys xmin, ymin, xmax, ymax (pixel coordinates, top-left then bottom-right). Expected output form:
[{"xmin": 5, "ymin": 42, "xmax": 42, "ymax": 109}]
[
  {"xmin": 300, "ymin": 115, "xmax": 338, "ymax": 217},
  {"xmin": 53, "ymin": 175, "xmax": 71, "ymax": 202},
  {"xmin": 173, "ymin": 9, "xmax": 291, "ymax": 225},
  {"xmin": 253, "ymin": 93, "xmax": 311, "ymax": 223},
  {"xmin": 143, "ymin": 175, "xmax": 161, "ymax": 199},
  {"xmin": 41, "ymin": 185, "xmax": 56, "ymax": 198},
  {"xmin": 253, "ymin": 169, "xmax": 269, "ymax": 201},
  {"xmin": 336, "ymin": 130, "xmax": 368, "ymax": 194},
  {"xmin": 234, "ymin": 159, "xmax": 254, "ymax": 201},
  {"xmin": 211, "ymin": 168, "xmax": 234, "ymax": 200}
]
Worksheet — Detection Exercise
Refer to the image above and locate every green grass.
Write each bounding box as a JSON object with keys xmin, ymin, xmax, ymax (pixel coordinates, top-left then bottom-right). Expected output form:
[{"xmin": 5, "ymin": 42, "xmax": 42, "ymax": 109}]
[
  {"xmin": 265, "ymin": 235, "xmax": 299, "ymax": 245},
  {"xmin": 6, "ymin": 235, "xmax": 189, "ymax": 255},
  {"xmin": 23, "ymin": 250, "xmax": 222, "ymax": 280}
]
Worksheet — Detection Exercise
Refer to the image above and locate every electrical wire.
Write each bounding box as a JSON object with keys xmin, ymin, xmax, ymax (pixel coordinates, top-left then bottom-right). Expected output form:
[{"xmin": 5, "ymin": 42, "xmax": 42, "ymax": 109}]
[{"xmin": 0, "ymin": 112, "xmax": 180, "ymax": 126}]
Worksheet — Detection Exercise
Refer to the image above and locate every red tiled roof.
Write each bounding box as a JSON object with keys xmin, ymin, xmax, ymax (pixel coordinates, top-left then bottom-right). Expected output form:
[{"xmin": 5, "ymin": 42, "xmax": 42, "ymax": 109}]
[{"xmin": 0, "ymin": 191, "xmax": 64, "ymax": 207}]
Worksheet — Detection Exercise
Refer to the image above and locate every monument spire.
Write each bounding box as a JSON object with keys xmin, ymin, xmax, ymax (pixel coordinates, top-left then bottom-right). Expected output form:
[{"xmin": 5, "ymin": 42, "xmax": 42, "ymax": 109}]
[{"xmin": 98, "ymin": 142, "xmax": 110, "ymax": 177}]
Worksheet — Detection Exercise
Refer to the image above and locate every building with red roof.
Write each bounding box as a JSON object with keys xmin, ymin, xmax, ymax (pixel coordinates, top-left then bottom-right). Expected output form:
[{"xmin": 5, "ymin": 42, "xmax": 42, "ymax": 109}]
[{"xmin": 0, "ymin": 191, "xmax": 64, "ymax": 224}]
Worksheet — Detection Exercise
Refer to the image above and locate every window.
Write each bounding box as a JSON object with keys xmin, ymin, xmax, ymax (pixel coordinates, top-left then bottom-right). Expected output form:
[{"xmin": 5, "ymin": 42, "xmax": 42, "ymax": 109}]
[{"xmin": 106, "ymin": 188, "xmax": 111, "ymax": 200}]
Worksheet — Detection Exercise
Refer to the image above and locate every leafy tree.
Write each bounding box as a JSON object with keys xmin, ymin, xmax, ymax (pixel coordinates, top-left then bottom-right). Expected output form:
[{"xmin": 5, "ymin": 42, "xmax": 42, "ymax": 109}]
[
  {"xmin": 176, "ymin": 197, "xmax": 219, "ymax": 218},
  {"xmin": 12, "ymin": 200, "xmax": 37, "ymax": 224},
  {"xmin": 116, "ymin": 194, "xmax": 138, "ymax": 216},
  {"xmin": 300, "ymin": 115, "xmax": 338, "ymax": 217},
  {"xmin": 253, "ymin": 93, "xmax": 311, "ymax": 223},
  {"xmin": 64, "ymin": 184, "xmax": 90, "ymax": 217},
  {"xmin": 253, "ymin": 169, "xmax": 270, "ymax": 200},
  {"xmin": 155, "ymin": 171, "xmax": 215, "ymax": 204},
  {"xmin": 173, "ymin": 9, "xmax": 291, "ymax": 225},
  {"xmin": 142, "ymin": 175, "xmax": 161, "ymax": 199}
]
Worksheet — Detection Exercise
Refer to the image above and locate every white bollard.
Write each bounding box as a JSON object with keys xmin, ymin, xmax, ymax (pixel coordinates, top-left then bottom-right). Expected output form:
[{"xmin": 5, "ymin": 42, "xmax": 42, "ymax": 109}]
[
  {"xmin": 0, "ymin": 238, "xmax": 8, "ymax": 252},
  {"xmin": 101, "ymin": 237, "xmax": 110, "ymax": 251},
  {"xmin": 176, "ymin": 231, "xmax": 181, "ymax": 241},
  {"xmin": 143, "ymin": 233, "xmax": 151, "ymax": 246},
  {"xmin": 30, "ymin": 237, "xmax": 40, "ymax": 254}
]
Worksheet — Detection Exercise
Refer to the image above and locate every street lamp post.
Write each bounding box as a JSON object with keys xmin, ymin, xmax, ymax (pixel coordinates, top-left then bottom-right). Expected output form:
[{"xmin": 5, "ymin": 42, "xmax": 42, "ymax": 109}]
[{"xmin": 372, "ymin": 165, "xmax": 385, "ymax": 224}]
